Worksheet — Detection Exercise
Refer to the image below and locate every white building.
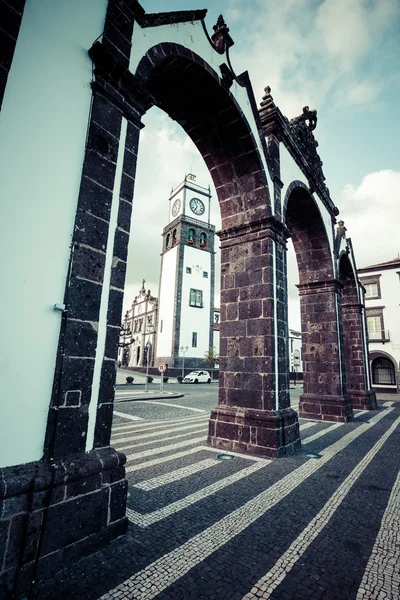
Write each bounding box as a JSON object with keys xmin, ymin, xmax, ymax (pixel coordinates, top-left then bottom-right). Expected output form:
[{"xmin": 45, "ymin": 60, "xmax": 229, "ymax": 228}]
[
  {"xmin": 358, "ymin": 258, "xmax": 400, "ymax": 394},
  {"xmin": 289, "ymin": 328, "xmax": 303, "ymax": 378},
  {"xmin": 213, "ymin": 308, "xmax": 221, "ymax": 360},
  {"xmin": 119, "ymin": 281, "xmax": 158, "ymax": 368},
  {"xmin": 121, "ymin": 176, "xmax": 218, "ymax": 372},
  {"xmin": 156, "ymin": 175, "xmax": 216, "ymax": 371}
]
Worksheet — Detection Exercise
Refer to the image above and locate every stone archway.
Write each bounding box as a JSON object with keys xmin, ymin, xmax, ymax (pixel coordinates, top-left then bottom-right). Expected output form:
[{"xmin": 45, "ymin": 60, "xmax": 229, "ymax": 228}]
[
  {"xmin": 128, "ymin": 43, "xmax": 300, "ymax": 457},
  {"xmin": 0, "ymin": 3, "xmax": 377, "ymax": 593},
  {"xmin": 34, "ymin": 6, "xmax": 302, "ymax": 478},
  {"xmin": 338, "ymin": 252, "xmax": 377, "ymax": 409},
  {"xmin": 285, "ymin": 184, "xmax": 353, "ymax": 422}
]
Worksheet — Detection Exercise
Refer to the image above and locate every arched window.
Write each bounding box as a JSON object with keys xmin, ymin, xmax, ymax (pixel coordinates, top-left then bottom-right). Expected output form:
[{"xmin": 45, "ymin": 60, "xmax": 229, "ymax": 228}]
[
  {"xmin": 188, "ymin": 228, "xmax": 195, "ymax": 244},
  {"xmin": 166, "ymin": 233, "xmax": 171, "ymax": 249},
  {"xmin": 172, "ymin": 229, "xmax": 177, "ymax": 245},
  {"xmin": 372, "ymin": 357, "xmax": 396, "ymax": 385},
  {"xmin": 200, "ymin": 232, "xmax": 207, "ymax": 248}
]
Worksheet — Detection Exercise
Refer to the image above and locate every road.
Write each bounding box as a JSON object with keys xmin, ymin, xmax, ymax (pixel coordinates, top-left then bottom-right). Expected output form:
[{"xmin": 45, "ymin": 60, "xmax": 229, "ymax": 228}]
[{"xmin": 114, "ymin": 368, "xmax": 302, "ymax": 417}]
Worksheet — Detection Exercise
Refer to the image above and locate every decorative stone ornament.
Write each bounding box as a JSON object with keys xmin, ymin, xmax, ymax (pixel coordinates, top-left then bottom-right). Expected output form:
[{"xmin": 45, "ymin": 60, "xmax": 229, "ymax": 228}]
[{"xmin": 211, "ymin": 15, "xmax": 234, "ymax": 52}]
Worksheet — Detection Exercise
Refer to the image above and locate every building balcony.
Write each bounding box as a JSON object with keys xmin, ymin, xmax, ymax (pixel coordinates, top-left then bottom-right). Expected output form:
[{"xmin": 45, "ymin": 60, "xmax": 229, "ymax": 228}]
[{"xmin": 368, "ymin": 330, "xmax": 390, "ymax": 343}]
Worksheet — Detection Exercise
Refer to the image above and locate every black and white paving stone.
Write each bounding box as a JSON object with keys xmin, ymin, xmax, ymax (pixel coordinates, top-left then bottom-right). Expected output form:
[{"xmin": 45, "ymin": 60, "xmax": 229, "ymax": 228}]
[{"xmin": 34, "ymin": 391, "xmax": 400, "ymax": 600}]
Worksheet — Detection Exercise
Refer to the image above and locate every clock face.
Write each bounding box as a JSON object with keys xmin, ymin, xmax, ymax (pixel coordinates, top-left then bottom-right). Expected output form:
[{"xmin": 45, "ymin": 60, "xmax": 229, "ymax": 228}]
[
  {"xmin": 172, "ymin": 198, "xmax": 181, "ymax": 217},
  {"xmin": 189, "ymin": 197, "xmax": 205, "ymax": 216}
]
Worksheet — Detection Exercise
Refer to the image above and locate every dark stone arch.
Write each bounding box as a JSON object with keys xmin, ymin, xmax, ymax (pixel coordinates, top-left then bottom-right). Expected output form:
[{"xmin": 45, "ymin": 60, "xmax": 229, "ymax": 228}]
[
  {"xmin": 285, "ymin": 185, "xmax": 353, "ymax": 422},
  {"xmin": 282, "ymin": 180, "xmax": 310, "ymax": 222},
  {"xmin": 285, "ymin": 184, "xmax": 334, "ymax": 284},
  {"xmin": 338, "ymin": 254, "xmax": 377, "ymax": 409},
  {"xmin": 135, "ymin": 42, "xmax": 272, "ymax": 227}
]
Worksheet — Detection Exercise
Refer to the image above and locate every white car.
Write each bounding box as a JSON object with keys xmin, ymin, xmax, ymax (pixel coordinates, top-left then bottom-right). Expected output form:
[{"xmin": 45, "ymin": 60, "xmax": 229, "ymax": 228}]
[{"xmin": 183, "ymin": 370, "xmax": 212, "ymax": 384}]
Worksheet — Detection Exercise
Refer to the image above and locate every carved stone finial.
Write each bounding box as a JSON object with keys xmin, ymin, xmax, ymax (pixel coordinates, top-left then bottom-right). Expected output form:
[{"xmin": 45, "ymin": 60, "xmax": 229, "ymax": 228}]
[
  {"xmin": 291, "ymin": 105, "xmax": 318, "ymax": 131},
  {"xmin": 259, "ymin": 86, "xmax": 277, "ymax": 123},
  {"xmin": 213, "ymin": 14, "xmax": 228, "ymax": 33},
  {"xmin": 211, "ymin": 15, "xmax": 234, "ymax": 51},
  {"xmin": 260, "ymin": 86, "xmax": 275, "ymax": 107},
  {"xmin": 337, "ymin": 220, "xmax": 347, "ymax": 238},
  {"xmin": 141, "ymin": 279, "xmax": 145, "ymax": 292},
  {"xmin": 287, "ymin": 104, "xmax": 328, "ymax": 194}
]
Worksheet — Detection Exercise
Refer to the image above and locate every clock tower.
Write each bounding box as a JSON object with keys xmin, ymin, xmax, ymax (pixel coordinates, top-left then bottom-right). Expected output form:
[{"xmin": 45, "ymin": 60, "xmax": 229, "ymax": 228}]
[{"xmin": 156, "ymin": 174, "xmax": 215, "ymax": 370}]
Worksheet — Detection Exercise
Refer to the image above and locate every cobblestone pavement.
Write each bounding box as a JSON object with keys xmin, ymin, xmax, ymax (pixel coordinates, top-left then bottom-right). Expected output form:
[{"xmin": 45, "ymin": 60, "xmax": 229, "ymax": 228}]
[{"xmin": 33, "ymin": 396, "xmax": 400, "ymax": 600}]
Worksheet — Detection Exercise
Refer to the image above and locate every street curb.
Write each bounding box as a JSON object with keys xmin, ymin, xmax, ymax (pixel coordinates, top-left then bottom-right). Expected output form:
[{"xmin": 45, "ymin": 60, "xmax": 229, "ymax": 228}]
[
  {"xmin": 115, "ymin": 382, "xmax": 218, "ymax": 388},
  {"xmin": 115, "ymin": 393, "xmax": 185, "ymax": 403},
  {"xmin": 115, "ymin": 383, "xmax": 182, "ymax": 389}
]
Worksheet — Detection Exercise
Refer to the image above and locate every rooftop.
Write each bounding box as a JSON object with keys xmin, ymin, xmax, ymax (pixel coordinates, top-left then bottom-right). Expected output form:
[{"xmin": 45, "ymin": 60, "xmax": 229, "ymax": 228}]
[{"xmin": 358, "ymin": 257, "xmax": 400, "ymax": 273}]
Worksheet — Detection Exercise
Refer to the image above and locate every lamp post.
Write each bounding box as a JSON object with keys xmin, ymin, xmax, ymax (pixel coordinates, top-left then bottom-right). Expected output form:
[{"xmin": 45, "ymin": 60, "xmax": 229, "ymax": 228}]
[
  {"xmin": 145, "ymin": 324, "xmax": 155, "ymax": 392},
  {"xmin": 180, "ymin": 345, "xmax": 189, "ymax": 379}
]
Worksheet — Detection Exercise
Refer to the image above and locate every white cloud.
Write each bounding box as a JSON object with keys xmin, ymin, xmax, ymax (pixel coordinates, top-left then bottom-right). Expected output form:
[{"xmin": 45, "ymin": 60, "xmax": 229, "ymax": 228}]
[
  {"xmin": 225, "ymin": 0, "xmax": 398, "ymax": 117},
  {"xmin": 338, "ymin": 170, "xmax": 400, "ymax": 268},
  {"xmin": 315, "ymin": 0, "xmax": 370, "ymax": 70},
  {"xmin": 344, "ymin": 79, "xmax": 383, "ymax": 106}
]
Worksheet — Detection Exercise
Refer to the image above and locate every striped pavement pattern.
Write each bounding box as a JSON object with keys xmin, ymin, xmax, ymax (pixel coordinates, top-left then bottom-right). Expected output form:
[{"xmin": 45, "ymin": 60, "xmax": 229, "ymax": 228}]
[
  {"xmin": 242, "ymin": 414, "xmax": 400, "ymax": 599},
  {"xmin": 99, "ymin": 403, "xmax": 400, "ymax": 600},
  {"xmin": 355, "ymin": 469, "xmax": 400, "ymax": 600}
]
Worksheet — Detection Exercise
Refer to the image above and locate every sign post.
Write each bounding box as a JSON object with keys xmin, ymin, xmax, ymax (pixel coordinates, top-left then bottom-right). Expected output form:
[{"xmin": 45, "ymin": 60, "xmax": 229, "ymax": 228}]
[{"xmin": 158, "ymin": 363, "xmax": 166, "ymax": 393}]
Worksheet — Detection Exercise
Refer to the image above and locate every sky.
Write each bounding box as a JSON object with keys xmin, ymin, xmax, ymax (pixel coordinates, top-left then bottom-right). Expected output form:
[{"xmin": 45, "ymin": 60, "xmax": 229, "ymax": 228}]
[{"xmin": 123, "ymin": 0, "xmax": 400, "ymax": 330}]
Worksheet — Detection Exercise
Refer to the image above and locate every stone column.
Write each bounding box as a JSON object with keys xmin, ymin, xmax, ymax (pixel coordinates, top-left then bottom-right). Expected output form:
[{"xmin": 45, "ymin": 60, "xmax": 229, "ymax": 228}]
[
  {"xmin": 208, "ymin": 218, "xmax": 300, "ymax": 458},
  {"xmin": 342, "ymin": 302, "xmax": 377, "ymax": 410},
  {"xmin": 298, "ymin": 280, "xmax": 353, "ymax": 422}
]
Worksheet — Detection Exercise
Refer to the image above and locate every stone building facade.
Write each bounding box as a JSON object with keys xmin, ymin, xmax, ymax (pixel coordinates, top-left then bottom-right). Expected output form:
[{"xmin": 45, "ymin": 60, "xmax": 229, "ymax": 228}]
[
  {"xmin": 358, "ymin": 258, "xmax": 400, "ymax": 394},
  {"xmin": 0, "ymin": 1, "xmax": 375, "ymax": 594}
]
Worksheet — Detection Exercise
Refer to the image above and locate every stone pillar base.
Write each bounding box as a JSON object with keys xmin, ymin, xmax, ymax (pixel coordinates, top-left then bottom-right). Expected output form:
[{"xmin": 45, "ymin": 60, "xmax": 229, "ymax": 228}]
[
  {"xmin": 348, "ymin": 390, "xmax": 377, "ymax": 410},
  {"xmin": 299, "ymin": 393, "xmax": 353, "ymax": 422},
  {"xmin": 207, "ymin": 406, "xmax": 301, "ymax": 458},
  {"xmin": 0, "ymin": 447, "xmax": 128, "ymax": 598}
]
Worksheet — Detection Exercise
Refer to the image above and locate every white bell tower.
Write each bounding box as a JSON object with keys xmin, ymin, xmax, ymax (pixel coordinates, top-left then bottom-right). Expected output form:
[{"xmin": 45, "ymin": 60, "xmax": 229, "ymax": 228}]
[{"xmin": 156, "ymin": 174, "xmax": 215, "ymax": 370}]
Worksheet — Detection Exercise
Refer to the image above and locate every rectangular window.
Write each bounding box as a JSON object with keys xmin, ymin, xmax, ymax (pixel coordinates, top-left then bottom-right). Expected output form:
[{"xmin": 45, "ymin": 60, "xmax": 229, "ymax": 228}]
[
  {"xmin": 160, "ymin": 319, "xmax": 163, "ymax": 333},
  {"xmin": 367, "ymin": 315, "xmax": 382, "ymax": 339},
  {"xmin": 203, "ymin": 271, "xmax": 208, "ymax": 278},
  {"xmin": 365, "ymin": 282, "xmax": 378, "ymax": 298},
  {"xmin": 186, "ymin": 267, "xmax": 191, "ymax": 274},
  {"xmin": 189, "ymin": 288, "xmax": 203, "ymax": 307},
  {"xmin": 192, "ymin": 332, "xmax": 197, "ymax": 347},
  {"xmin": 360, "ymin": 276, "xmax": 381, "ymax": 299}
]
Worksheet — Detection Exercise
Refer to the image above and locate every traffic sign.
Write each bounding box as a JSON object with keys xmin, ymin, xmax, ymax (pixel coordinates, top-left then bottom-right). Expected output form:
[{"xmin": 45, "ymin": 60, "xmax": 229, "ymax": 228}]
[{"xmin": 158, "ymin": 363, "xmax": 166, "ymax": 373}]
